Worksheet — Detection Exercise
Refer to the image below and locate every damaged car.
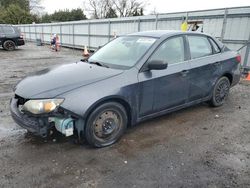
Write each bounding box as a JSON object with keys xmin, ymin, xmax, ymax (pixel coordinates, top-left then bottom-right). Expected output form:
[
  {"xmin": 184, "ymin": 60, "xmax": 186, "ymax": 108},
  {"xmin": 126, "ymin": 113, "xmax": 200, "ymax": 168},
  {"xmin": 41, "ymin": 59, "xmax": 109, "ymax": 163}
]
[{"xmin": 10, "ymin": 30, "xmax": 241, "ymax": 147}]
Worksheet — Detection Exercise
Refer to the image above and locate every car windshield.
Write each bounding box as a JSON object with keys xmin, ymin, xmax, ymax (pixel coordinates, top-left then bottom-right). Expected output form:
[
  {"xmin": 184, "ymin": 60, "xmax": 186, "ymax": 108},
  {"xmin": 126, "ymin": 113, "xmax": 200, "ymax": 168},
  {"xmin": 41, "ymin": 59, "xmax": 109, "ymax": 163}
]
[{"xmin": 88, "ymin": 36, "xmax": 156, "ymax": 69}]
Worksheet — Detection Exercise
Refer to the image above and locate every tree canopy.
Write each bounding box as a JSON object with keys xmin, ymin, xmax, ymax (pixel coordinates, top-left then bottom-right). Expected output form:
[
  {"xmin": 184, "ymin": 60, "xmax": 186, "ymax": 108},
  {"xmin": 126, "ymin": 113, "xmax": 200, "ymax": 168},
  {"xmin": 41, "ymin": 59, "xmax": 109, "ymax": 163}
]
[
  {"xmin": 87, "ymin": 0, "xmax": 145, "ymax": 19},
  {"xmin": 0, "ymin": 0, "xmax": 145, "ymax": 24},
  {"xmin": 0, "ymin": 0, "xmax": 29, "ymax": 11},
  {"xmin": 41, "ymin": 9, "xmax": 87, "ymax": 23},
  {"xmin": 0, "ymin": 0, "xmax": 38, "ymax": 24}
]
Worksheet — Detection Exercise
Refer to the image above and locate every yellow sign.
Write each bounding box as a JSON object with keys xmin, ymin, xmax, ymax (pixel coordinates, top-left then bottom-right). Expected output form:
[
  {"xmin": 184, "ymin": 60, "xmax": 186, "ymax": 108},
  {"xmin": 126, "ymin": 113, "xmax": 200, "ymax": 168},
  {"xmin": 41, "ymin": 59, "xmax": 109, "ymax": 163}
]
[{"xmin": 181, "ymin": 21, "xmax": 188, "ymax": 31}]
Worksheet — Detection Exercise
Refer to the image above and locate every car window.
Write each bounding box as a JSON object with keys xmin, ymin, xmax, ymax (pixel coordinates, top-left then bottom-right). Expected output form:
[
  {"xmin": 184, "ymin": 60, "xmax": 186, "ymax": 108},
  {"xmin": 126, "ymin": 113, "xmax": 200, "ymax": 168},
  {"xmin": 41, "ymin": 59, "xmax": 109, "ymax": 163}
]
[
  {"xmin": 2, "ymin": 26, "xmax": 15, "ymax": 34},
  {"xmin": 149, "ymin": 36, "xmax": 185, "ymax": 65},
  {"xmin": 208, "ymin": 38, "xmax": 221, "ymax": 54},
  {"xmin": 188, "ymin": 36, "xmax": 212, "ymax": 59}
]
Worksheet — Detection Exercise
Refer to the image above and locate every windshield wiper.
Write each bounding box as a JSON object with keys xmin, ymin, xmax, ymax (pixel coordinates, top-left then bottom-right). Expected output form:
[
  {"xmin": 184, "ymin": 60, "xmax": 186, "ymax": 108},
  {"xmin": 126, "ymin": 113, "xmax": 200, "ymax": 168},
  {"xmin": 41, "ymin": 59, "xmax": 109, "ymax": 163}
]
[
  {"xmin": 80, "ymin": 59, "xmax": 109, "ymax": 68},
  {"xmin": 89, "ymin": 61, "xmax": 109, "ymax": 68}
]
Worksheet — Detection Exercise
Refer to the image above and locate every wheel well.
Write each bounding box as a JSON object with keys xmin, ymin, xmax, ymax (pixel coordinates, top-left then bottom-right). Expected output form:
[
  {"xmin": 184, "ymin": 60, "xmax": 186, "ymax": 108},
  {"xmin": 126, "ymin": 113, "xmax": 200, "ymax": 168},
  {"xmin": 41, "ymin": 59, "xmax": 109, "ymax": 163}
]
[
  {"xmin": 85, "ymin": 98, "xmax": 132, "ymax": 127},
  {"xmin": 3, "ymin": 39, "xmax": 16, "ymax": 46},
  {"xmin": 222, "ymin": 73, "xmax": 233, "ymax": 85}
]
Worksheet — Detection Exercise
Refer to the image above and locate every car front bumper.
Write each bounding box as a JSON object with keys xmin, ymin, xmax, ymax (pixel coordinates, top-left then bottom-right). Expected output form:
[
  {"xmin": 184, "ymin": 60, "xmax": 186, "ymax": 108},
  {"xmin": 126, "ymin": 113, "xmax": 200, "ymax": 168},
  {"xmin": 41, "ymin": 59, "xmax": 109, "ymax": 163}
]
[
  {"xmin": 17, "ymin": 39, "xmax": 25, "ymax": 46},
  {"xmin": 10, "ymin": 98, "xmax": 51, "ymax": 137},
  {"xmin": 10, "ymin": 97, "xmax": 84, "ymax": 138}
]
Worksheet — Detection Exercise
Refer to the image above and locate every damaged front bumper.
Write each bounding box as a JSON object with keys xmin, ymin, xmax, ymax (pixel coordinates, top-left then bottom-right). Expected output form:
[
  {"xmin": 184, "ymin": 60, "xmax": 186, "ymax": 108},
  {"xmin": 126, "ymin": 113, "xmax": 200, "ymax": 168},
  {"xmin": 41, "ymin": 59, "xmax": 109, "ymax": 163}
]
[{"xmin": 10, "ymin": 97, "xmax": 84, "ymax": 138}]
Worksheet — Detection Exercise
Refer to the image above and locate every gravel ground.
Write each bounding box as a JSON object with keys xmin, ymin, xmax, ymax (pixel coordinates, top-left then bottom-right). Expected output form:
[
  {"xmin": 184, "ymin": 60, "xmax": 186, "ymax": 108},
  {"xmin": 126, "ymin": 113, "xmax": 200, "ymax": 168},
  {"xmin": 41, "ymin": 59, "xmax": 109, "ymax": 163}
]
[{"xmin": 0, "ymin": 43, "xmax": 250, "ymax": 188}]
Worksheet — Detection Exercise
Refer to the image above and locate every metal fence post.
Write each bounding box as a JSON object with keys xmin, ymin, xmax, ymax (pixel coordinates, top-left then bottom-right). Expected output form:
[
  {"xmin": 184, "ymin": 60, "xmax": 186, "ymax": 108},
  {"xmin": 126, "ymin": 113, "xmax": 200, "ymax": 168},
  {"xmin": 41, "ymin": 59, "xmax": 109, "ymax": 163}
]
[
  {"xmin": 72, "ymin": 24, "xmax": 75, "ymax": 49},
  {"xmin": 35, "ymin": 24, "xmax": 37, "ymax": 40},
  {"xmin": 108, "ymin": 20, "xmax": 111, "ymax": 41},
  {"xmin": 138, "ymin": 18, "xmax": 141, "ymax": 31},
  {"xmin": 155, "ymin": 14, "xmax": 158, "ymax": 30},
  {"xmin": 221, "ymin": 8, "xmax": 228, "ymax": 42},
  {"xmin": 88, "ymin": 22, "xmax": 90, "ymax": 48},
  {"xmin": 50, "ymin": 24, "xmax": 53, "ymax": 42},
  {"xmin": 29, "ymin": 25, "xmax": 31, "ymax": 41},
  {"xmin": 60, "ymin": 24, "xmax": 62, "ymax": 46},
  {"xmin": 41, "ymin": 25, "xmax": 44, "ymax": 42},
  {"xmin": 243, "ymin": 33, "xmax": 250, "ymax": 69}
]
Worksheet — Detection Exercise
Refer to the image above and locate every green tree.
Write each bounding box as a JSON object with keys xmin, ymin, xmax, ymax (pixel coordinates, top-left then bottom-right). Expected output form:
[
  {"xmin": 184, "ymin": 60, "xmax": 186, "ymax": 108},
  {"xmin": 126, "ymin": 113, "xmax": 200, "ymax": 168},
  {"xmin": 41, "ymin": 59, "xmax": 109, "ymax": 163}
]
[
  {"xmin": 41, "ymin": 8, "xmax": 87, "ymax": 23},
  {"xmin": 41, "ymin": 13, "xmax": 51, "ymax": 23},
  {"xmin": 70, "ymin": 8, "xmax": 87, "ymax": 20},
  {"xmin": 0, "ymin": 0, "xmax": 42, "ymax": 24},
  {"xmin": 1, "ymin": 4, "xmax": 31, "ymax": 24},
  {"xmin": 0, "ymin": 0, "xmax": 29, "ymax": 11}
]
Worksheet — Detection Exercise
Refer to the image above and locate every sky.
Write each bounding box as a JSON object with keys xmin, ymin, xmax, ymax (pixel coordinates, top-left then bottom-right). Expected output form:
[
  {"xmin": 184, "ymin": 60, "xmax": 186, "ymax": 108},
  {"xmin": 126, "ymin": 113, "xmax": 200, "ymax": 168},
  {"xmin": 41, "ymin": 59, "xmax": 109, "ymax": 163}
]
[{"xmin": 41, "ymin": 0, "xmax": 250, "ymax": 16}]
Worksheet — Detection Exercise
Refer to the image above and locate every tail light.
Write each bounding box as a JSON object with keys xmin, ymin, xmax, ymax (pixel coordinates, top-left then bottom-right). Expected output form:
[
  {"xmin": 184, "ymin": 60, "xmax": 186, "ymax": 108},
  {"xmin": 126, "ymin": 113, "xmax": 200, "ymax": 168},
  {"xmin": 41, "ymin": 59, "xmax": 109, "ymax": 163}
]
[{"xmin": 236, "ymin": 55, "xmax": 241, "ymax": 63}]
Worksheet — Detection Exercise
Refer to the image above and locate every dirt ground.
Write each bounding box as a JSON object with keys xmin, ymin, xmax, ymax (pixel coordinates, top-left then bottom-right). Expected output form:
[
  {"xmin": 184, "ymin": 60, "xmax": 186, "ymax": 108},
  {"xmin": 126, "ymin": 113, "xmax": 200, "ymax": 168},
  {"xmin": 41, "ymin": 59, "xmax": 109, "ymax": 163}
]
[{"xmin": 0, "ymin": 43, "xmax": 250, "ymax": 188}]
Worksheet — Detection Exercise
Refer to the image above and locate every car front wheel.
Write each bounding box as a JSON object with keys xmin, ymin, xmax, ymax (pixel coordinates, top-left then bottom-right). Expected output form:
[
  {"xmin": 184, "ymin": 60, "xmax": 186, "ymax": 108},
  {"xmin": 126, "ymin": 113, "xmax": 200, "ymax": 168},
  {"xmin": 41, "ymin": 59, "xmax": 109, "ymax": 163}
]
[
  {"xmin": 3, "ymin": 40, "xmax": 16, "ymax": 51},
  {"xmin": 85, "ymin": 102, "xmax": 128, "ymax": 147},
  {"xmin": 210, "ymin": 76, "xmax": 230, "ymax": 107}
]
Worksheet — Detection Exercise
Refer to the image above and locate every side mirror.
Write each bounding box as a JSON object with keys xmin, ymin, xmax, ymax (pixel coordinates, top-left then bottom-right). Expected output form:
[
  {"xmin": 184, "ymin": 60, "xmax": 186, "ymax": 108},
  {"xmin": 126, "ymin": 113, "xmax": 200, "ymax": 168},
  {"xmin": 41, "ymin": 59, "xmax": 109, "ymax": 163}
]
[{"xmin": 147, "ymin": 60, "xmax": 168, "ymax": 70}]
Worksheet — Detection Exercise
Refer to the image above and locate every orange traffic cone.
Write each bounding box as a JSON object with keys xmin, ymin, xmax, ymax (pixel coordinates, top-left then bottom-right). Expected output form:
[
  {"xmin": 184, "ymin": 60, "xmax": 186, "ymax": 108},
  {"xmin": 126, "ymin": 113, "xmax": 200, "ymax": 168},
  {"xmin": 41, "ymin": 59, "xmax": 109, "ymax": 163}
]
[
  {"xmin": 83, "ymin": 46, "xmax": 89, "ymax": 57},
  {"xmin": 244, "ymin": 72, "xmax": 250, "ymax": 81}
]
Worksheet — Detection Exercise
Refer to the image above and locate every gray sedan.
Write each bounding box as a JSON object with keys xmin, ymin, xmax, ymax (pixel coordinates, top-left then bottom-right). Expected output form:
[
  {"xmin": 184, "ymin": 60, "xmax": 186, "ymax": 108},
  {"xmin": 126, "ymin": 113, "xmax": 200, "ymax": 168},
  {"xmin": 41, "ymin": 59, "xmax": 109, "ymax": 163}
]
[{"xmin": 10, "ymin": 30, "xmax": 241, "ymax": 147}]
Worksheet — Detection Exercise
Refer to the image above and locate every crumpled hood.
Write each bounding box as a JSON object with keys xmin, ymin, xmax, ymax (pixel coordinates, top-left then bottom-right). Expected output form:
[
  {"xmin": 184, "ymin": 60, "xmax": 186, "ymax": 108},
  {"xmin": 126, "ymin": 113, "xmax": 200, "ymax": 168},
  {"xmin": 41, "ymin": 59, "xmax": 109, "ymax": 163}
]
[{"xmin": 15, "ymin": 62, "xmax": 123, "ymax": 99}]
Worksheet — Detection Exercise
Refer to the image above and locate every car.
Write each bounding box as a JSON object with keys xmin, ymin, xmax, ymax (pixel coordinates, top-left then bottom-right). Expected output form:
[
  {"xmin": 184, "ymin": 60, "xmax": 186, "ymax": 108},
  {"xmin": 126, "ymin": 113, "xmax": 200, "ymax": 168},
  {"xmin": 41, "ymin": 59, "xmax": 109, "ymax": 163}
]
[
  {"xmin": 10, "ymin": 30, "xmax": 241, "ymax": 147},
  {"xmin": 0, "ymin": 24, "xmax": 25, "ymax": 51}
]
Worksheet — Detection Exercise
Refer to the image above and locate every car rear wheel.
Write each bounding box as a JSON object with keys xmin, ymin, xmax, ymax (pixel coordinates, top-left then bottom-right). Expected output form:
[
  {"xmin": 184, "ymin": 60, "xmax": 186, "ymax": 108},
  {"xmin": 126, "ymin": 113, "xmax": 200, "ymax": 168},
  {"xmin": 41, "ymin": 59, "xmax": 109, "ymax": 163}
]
[
  {"xmin": 85, "ymin": 102, "xmax": 127, "ymax": 147},
  {"xmin": 3, "ymin": 40, "xmax": 16, "ymax": 51},
  {"xmin": 209, "ymin": 76, "xmax": 230, "ymax": 107}
]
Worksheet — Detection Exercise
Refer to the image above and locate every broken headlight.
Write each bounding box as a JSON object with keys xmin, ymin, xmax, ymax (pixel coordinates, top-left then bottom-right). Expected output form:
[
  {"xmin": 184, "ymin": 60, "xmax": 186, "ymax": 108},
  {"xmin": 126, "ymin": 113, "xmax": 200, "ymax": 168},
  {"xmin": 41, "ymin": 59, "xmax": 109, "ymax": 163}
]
[{"xmin": 23, "ymin": 99, "xmax": 64, "ymax": 115}]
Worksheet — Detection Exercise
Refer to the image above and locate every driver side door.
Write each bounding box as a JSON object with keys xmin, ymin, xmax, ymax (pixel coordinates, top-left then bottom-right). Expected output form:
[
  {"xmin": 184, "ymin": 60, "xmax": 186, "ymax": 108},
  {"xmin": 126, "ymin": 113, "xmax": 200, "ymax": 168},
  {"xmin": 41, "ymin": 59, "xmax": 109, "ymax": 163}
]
[{"xmin": 138, "ymin": 36, "xmax": 190, "ymax": 117}]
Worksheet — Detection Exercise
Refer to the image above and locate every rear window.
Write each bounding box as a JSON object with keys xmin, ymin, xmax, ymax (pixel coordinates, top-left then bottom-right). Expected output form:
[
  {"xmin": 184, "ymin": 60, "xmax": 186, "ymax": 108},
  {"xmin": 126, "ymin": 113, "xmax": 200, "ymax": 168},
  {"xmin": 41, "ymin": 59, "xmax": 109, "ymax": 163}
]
[
  {"xmin": 2, "ymin": 26, "xmax": 15, "ymax": 34},
  {"xmin": 188, "ymin": 36, "xmax": 212, "ymax": 59}
]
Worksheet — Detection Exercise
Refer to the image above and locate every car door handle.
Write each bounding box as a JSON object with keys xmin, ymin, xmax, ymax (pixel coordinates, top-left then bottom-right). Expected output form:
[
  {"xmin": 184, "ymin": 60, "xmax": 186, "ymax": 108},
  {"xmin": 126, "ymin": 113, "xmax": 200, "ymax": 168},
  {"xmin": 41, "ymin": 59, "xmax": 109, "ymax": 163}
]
[{"xmin": 181, "ymin": 70, "xmax": 189, "ymax": 76}]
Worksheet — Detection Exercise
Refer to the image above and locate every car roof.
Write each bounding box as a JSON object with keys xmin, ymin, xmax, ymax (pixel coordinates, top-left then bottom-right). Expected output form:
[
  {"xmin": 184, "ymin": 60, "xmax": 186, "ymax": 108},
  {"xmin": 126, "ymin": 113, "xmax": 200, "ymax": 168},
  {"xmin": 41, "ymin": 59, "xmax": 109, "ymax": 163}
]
[{"xmin": 128, "ymin": 30, "xmax": 210, "ymax": 38}]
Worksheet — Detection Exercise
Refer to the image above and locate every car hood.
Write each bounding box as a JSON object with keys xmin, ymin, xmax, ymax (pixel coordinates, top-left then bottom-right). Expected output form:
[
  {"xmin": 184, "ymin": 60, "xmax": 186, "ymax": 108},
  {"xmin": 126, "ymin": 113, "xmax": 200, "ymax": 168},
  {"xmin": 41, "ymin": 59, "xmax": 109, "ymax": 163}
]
[{"xmin": 14, "ymin": 62, "xmax": 123, "ymax": 99}]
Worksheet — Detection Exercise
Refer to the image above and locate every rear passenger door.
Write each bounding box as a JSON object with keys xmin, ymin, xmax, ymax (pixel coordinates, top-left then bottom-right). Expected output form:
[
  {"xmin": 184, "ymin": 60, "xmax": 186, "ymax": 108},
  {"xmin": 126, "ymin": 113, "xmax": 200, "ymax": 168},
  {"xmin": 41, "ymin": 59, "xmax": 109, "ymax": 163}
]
[{"xmin": 187, "ymin": 35, "xmax": 221, "ymax": 101}]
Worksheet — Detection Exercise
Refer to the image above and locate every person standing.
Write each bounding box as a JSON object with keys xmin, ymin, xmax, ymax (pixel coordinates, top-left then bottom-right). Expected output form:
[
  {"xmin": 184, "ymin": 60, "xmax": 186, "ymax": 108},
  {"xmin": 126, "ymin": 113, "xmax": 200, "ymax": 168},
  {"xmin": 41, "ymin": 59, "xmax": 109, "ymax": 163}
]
[
  {"xmin": 50, "ymin": 34, "xmax": 56, "ymax": 49},
  {"xmin": 55, "ymin": 34, "xmax": 60, "ymax": 52}
]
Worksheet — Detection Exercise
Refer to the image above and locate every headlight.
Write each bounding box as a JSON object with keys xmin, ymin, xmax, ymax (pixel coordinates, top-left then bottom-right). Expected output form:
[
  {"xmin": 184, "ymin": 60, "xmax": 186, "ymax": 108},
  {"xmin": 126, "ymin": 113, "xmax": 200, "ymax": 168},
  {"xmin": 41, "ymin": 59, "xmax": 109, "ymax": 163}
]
[{"xmin": 23, "ymin": 99, "xmax": 64, "ymax": 114}]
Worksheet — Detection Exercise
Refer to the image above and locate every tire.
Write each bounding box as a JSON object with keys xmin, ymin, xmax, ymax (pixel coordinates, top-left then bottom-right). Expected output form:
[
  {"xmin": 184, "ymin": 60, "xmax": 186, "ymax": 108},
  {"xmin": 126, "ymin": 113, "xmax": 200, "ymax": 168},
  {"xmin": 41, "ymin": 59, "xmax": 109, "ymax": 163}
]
[
  {"xmin": 3, "ymin": 40, "xmax": 16, "ymax": 51},
  {"xmin": 85, "ymin": 102, "xmax": 128, "ymax": 148},
  {"xmin": 209, "ymin": 76, "xmax": 230, "ymax": 107}
]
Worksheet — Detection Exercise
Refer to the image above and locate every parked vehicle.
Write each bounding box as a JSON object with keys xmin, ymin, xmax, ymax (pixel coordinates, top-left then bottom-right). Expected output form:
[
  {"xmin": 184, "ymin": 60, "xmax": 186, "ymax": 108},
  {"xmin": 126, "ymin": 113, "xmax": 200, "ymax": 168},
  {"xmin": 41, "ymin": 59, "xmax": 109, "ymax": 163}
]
[
  {"xmin": 10, "ymin": 30, "xmax": 241, "ymax": 147},
  {"xmin": 0, "ymin": 24, "xmax": 25, "ymax": 51}
]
